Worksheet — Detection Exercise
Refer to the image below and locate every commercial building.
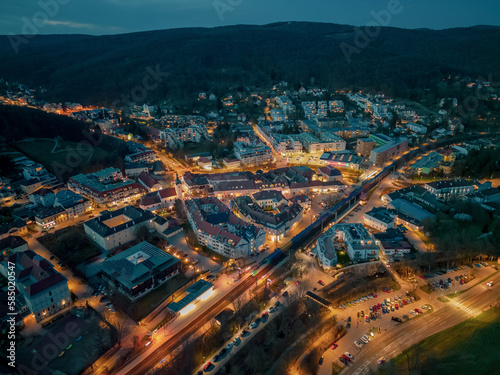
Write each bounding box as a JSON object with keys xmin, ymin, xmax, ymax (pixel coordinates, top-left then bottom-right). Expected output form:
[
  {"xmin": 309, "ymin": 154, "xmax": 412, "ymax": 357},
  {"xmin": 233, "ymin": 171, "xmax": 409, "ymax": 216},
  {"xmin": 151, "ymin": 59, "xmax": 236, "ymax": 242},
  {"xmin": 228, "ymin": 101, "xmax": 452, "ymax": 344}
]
[
  {"xmin": 318, "ymin": 166, "xmax": 342, "ymax": 182},
  {"xmin": 0, "ymin": 250, "xmax": 70, "ymax": 322},
  {"xmin": 185, "ymin": 197, "xmax": 266, "ymax": 258},
  {"xmin": 320, "ymin": 152, "xmax": 363, "ymax": 169},
  {"xmin": 100, "ymin": 241, "xmax": 181, "ymax": 301},
  {"xmin": 68, "ymin": 167, "xmax": 143, "ymax": 205},
  {"xmin": 167, "ymin": 279, "xmax": 214, "ymax": 315},
  {"xmin": 410, "ymin": 152, "xmax": 444, "ymax": 175},
  {"xmin": 388, "ymin": 198, "xmax": 435, "ymax": 230},
  {"xmin": 34, "ymin": 206, "xmax": 68, "ymax": 229},
  {"xmin": 84, "ymin": 205, "xmax": 157, "ymax": 251},
  {"xmin": 251, "ymin": 190, "xmax": 288, "ymax": 210},
  {"xmin": 138, "ymin": 171, "xmax": 162, "ymax": 192},
  {"xmin": 54, "ymin": 190, "xmax": 91, "ymax": 219}
]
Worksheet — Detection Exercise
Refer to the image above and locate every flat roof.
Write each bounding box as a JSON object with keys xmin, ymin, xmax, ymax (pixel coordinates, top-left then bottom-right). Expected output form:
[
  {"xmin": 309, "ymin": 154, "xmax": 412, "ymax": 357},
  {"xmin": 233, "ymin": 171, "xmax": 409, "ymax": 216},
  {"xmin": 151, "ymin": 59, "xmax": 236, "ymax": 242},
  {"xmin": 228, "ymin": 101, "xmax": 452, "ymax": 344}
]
[{"xmin": 167, "ymin": 279, "xmax": 214, "ymax": 313}]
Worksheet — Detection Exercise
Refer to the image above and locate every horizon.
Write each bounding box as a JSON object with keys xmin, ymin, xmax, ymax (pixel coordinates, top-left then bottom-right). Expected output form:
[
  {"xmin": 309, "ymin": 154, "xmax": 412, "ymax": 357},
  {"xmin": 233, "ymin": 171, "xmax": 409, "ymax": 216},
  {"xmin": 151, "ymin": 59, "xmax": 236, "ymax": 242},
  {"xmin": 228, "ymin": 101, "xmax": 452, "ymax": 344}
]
[{"xmin": 1, "ymin": 0, "xmax": 500, "ymax": 36}]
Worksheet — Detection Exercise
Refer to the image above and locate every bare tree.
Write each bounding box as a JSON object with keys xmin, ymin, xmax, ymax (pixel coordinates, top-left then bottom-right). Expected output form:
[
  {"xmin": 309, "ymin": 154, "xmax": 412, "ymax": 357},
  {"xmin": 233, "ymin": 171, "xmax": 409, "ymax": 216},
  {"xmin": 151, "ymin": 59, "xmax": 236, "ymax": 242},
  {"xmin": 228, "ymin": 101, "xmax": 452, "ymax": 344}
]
[{"xmin": 110, "ymin": 315, "xmax": 127, "ymax": 348}]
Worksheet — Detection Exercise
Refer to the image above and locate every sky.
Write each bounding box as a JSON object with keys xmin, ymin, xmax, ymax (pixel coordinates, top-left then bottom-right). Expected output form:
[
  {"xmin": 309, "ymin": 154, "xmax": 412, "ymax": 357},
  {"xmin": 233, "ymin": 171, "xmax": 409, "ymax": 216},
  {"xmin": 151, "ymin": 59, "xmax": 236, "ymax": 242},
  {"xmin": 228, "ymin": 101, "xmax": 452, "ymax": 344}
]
[{"xmin": 1, "ymin": 0, "xmax": 499, "ymax": 36}]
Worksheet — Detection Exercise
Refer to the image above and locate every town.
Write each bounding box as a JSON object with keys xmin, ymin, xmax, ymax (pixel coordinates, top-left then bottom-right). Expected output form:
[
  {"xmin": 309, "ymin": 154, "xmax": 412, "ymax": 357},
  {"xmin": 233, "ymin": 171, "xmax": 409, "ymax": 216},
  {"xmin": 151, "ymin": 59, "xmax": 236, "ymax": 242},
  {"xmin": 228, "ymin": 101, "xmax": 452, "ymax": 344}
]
[{"xmin": 0, "ymin": 71, "xmax": 499, "ymax": 375}]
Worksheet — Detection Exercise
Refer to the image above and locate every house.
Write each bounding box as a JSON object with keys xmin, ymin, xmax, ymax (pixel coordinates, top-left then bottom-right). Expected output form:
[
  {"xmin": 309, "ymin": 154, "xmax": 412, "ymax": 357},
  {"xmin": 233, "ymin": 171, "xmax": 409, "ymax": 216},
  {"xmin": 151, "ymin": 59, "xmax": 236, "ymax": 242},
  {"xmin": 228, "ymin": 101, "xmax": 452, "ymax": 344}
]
[
  {"xmin": 139, "ymin": 187, "xmax": 177, "ymax": 211},
  {"xmin": 318, "ymin": 166, "xmax": 342, "ymax": 182},
  {"xmin": 0, "ymin": 236, "xmax": 28, "ymax": 257},
  {"xmin": 138, "ymin": 171, "xmax": 162, "ymax": 192},
  {"xmin": 29, "ymin": 188, "xmax": 55, "ymax": 207},
  {"xmin": 100, "ymin": 241, "xmax": 181, "ymax": 301},
  {"xmin": 0, "ymin": 250, "xmax": 71, "ymax": 322},
  {"xmin": 289, "ymin": 194, "xmax": 311, "ymax": 210},
  {"xmin": 363, "ymin": 207, "xmax": 396, "ymax": 231},
  {"xmin": 0, "ymin": 219, "xmax": 28, "ymax": 240},
  {"xmin": 125, "ymin": 162, "xmax": 149, "ymax": 178},
  {"xmin": 197, "ymin": 157, "xmax": 212, "ymax": 169},
  {"xmin": 20, "ymin": 179, "xmax": 44, "ymax": 195},
  {"xmin": 251, "ymin": 190, "xmax": 288, "ymax": 210},
  {"xmin": 223, "ymin": 158, "xmax": 241, "ymax": 168}
]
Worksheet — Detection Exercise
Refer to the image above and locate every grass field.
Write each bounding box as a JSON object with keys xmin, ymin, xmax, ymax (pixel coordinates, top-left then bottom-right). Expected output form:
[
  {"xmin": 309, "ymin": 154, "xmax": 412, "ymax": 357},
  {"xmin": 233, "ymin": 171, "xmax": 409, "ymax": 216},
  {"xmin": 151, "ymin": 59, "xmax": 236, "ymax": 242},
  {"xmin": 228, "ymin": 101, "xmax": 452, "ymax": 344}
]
[
  {"xmin": 379, "ymin": 307, "xmax": 500, "ymax": 375},
  {"xmin": 16, "ymin": 138, "xmax": 116, "ymax": 179}
]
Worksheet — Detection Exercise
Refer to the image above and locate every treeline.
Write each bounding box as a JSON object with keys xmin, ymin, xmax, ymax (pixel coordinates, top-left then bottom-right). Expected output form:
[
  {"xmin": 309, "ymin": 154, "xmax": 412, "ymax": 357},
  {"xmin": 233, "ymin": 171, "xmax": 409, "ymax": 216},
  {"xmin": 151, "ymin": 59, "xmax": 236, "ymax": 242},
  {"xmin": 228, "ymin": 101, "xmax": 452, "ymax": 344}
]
[
  {"xmin": 452, "ymin": 147, "xmax": 500, "ymax": 179},
  {"xmin": 1, "ymin": 23, "xmax": 499, "ymax": 106}
]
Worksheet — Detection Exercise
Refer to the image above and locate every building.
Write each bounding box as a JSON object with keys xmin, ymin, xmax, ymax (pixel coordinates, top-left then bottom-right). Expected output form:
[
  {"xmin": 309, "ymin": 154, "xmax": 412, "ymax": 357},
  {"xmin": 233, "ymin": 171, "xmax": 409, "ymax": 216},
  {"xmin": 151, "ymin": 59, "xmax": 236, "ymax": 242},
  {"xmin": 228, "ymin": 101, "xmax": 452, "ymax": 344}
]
[
  {"xmin": 233, "ymin": 141, "xmax": 273, "ymax": 165},
  {"xmin": 34, "ymin": 206, "xmax": 68, "ymax": 229},
  {"xmin": 54, "ymin": 190, "xmax": 91, "ymax": 219},
  {"xmin": 138, "ymin": 171, "xmax": 162, "ymax": 192},
  {"xmin": 0, "ymin": 236, "xmax": 28, "ymax": 257},
  {"xmin": 425, "ymin": 179, "xmax": 478, "ymax": 201},
  {"xmin": 20, "ymin": 179, "xmax": 44, "ymax": 195},
  {"xmin": 315, "ymin": 228, "xmax": 338, "ymax": 269},
  {"xmin": 185, "ymin": 197, "xmax": 266, "ymax": 258},
  {"xmin": 410, "ymin": 152, "xmax": 445, "ymax": 175},
  {"xmin": 464, "ymin": 187, "xmax": 500, "ymax": 203},
  {"xmin": 251, "ymin": 190, "xmax": 288, "ymax": 210},
  {"xmin": 0, "ymin": 250, "xmax": 71, "ymax": 322},
  {"xmin": 406, "ymin": 122, "xmax": 427, "ymax": 134},
  {"xmin": 223, "ymin": 158, "xmax": 241, "ymax": 168},
  {"xmin": 167, "ymin": 279, "xmax": 214, "ymax": 315},
  {"xmin": 370, "ymin": 138, "xmax": 408, "ymax": 166},
  {"xmin": 84, "ymin": 205, "xmax": 157, "ymax": 251},
  {"xmin": 356, "ymin": 138, "xmax": 377, "ymax": 157},
  {"xmin": 0, "ymin": 220, "xmax": 28, "ymax": 240},
  {"xmin": 231, "ymin": 195, "xmax": 303, "ymax": 241},
  {"xmin": 139, "ymin": 187, "xmax": 177, "ymax": 211},
  {"xmin": 100, "ymin": 241, "xmax": 181, "ymax": 301},
  {"xmin": 289, "ymin": 194, "xmax": 311, "ymax": 210},
  {"xmin": 388, "ymin": 198, "xmax": 435, "ymax": 230},
  {"xmin": 68, "ymin": 167, "xmax": 143, "ymax": 205},
  {"xmin": 363, "ymin": 207, "xmax": 396, "ymax": 231},
  {"xmin": 334, "ymin": 223, "xmax": 378, "ymax": 262},
  {"xmin": 125, "ymin": 163, "xmax": 149, "ymax": 178},
  {"xmin": 318, "ymin": 166, "xmax": 342, "ymax": 182},
  {"xmin": 320, "ymin": 152, "xmax": 363, "ymax": 169},
  {"xmin": 29, "ymin": 188, "xmax": 55, "ymax": 207}
]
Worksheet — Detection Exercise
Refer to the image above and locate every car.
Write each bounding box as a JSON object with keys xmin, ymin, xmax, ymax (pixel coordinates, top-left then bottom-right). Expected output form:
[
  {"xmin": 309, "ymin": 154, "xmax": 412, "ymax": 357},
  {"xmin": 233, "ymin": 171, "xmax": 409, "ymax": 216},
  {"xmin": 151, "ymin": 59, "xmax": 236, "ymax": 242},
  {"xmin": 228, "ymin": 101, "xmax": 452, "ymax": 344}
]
[
  {"xmin": 219, "ymin": 348, "xmax": 227, "ymax": 356},
  {"xmin": 391, "ymin": 316, "xmax": 402, "ymax": 322},
  {"xmin": 348, "ymin": 316, "xmax": 351, "ymax": 322},
  {"xmin": 487, "ymin": 281, "xmax": 494, "ymax": 287},
  {"xmin": 481, "ymin": 262, "xmax": 488, "ymax": 267},
  {"xmin": 372, "ymin": 294, "xmax": 377, "ymax": 298},
  {"xmin": 282, "ymin": 291, "xmax": 289, "ymax": 297},
  {"xmin": 233, "ymin": 336, "xmax": 241, "ymax": 344},
  {"xmin": 395, "ymin": 304, "xmax": 399, "ymax": 310},
  {"xmin": 331, "ymin": 343, "xmax": 338, "ymax": 350},
  {"xmin": 377, "ymin": 303, "xmax": 382, "ymax": 309},
  {"xmin": 204, "ymin": 361, "xmax": 212, "ymax": 370},
  {"xmin": 249, "ymin": 322, "xmax": 258, "ymax": 329},
  {"xmin": 360, "ymin": 310, "xmax": 364, "ymax": 317},
  {"xmin": 318, "ymin": 280, "xmax": 325, "ymax": 286},
  {"xmin": 262, "ymin": 312, "xmax": 269, "ymax": 318},
  {"xmin": 419, "ymin": 275, "xmax": 426, "ymax": 279},
  {"xmin": 319, "ymin": 357, "xmax": 324, "ymax": 365},
  {"xmin": 345, "ymin": 352, "xmax": 354, "ymax": 360},
  {"xmin": 391, "ymin": 305, "xmax": 394, "ymax": 312},
  {"xmin": 275, "ymin": 301, "xmax": 281, "ymax": 307},
  {"xmin": 354, "ymin": 341, "xmax": 363, "ymax": 348},
  {"xmin": 342, "ymin": 354, "xmax": 351, "ymax": 362},
  {"xmin": 213, "ymin": 353, "xmax": 220, "ymax": 361},
  {"xmin": 226, "ymin": 342, "xmax": 233, "ymax": 350},
  {"xmin": 198, "ymin": 371, "xmax": 203, "ymax": 375},
  {"xmin": 242, "ymin": 330, "xmax": 249, "ymax": 335},
  {"xmin": 360, "ymin": 336, "xmax": 369, "ymax": 344},
  {"xmin": 269, "ymin": 306, "xmax": 275, "ymax": 313},
  {"xmin": 339, "ymin": 356, "xmax": 347, "ymax": 365},
  {"xmin": 377, "ymin": 357, "xmax": 385, "ymax": 365},
  {"xmin": 402, "ymin": 300, "xmax": 407, "ymax": 305},
  {"xmin": 475, "ymin": 263, "xmax": 481, "ymax": 268},
  {"xmin": 415, "ymin": 308, "xmax": 423, "ymax": 314}
]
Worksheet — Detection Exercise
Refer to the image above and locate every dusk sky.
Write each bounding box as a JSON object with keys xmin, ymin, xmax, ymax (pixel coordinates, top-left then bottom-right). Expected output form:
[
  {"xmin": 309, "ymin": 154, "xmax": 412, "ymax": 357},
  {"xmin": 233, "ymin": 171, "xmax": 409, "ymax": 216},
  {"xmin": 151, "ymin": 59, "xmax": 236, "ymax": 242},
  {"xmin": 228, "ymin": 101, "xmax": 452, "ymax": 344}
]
[{"xmin": 1, "ymin": 0, "xmax": 500, "ymax": 36}]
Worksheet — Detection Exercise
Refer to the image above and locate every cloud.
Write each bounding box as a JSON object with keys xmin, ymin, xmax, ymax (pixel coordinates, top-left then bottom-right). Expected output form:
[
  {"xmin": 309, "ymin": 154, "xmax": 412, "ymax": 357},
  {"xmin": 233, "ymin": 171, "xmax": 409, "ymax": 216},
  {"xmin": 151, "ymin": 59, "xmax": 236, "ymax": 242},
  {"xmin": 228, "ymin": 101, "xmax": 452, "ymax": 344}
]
[{"xmin": 44, "ymin": 20, "xmax": 98, "ymax": 29}]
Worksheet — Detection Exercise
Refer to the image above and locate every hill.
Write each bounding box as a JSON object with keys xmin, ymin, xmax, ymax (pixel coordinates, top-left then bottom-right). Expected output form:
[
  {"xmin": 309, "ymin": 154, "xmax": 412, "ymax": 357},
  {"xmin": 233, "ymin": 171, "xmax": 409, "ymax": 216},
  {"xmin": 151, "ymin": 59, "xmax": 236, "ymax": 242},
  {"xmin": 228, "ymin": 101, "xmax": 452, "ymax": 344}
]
[{"xmin": 1, "ymin": 22, "xmax": 499, "ymax": 105}]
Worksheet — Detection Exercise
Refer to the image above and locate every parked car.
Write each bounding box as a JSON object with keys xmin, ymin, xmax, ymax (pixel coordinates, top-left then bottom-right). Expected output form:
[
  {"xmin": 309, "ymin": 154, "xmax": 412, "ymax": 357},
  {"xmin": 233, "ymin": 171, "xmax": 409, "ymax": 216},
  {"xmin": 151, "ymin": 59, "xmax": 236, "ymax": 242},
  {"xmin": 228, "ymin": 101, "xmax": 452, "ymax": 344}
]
[
  {"xmin": 331, "ymin": 342, "xmax": 338, "ymax": 350},
  {"xmin": 377, "ymin": 357, "xmax": 385, "ymax": 365},
  {"xmin": 249, "ymin": 322, "xmax": 258, "ymax": 329},
  {"xmin": 318, "ymin": 280, "xmax": 326, "ymax": 286},
  {"xmin": 391, "ymin": 316, "xmax": 402, "ymax": 323},
  {"xmin": 319, "ymin": 357, "xmax": 324, "ymax": 365},
  {"xmin": 354, "ymin": 341, "xmax": 363, "ymax": 348},
  {"xmin": 204, "ymin": 361, "xmax": 212, "ymax": 370},
  {"xmin": 282, "ymin": 291, "xmax": 289, "ymax": 297},
  {"xmin": 345, "ymin": 352, "xmax": 354, "ymax": 360},
  {"xmin": 219, "ymin": 348, "xmax": 227, "ymax": 356}
]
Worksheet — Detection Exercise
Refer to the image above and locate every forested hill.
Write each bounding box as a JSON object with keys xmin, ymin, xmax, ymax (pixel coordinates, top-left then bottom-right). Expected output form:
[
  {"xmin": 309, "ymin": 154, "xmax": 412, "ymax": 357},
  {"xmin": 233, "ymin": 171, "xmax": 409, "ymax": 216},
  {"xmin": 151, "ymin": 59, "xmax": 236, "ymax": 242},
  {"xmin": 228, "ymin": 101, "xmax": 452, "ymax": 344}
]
[{"xmin": 1, "ymin": 22, "xmax": 499, "ymax": 105}]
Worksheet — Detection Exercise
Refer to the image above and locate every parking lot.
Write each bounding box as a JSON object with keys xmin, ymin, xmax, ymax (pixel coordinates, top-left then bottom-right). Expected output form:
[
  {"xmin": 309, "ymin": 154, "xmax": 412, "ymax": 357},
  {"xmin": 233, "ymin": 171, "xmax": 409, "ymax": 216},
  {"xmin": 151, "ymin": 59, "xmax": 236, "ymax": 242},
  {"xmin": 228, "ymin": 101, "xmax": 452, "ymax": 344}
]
[{"xmin": 167, "ymin": 231, "xmax": 220, "ymax": 272}]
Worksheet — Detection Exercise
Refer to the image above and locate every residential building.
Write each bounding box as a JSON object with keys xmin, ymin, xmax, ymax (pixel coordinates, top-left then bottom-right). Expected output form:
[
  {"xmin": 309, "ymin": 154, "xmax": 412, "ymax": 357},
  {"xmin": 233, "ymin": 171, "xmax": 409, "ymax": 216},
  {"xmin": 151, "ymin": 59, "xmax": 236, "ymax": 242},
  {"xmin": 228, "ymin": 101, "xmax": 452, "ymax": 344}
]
[
  {"xmin": 0, "ymin": 236, "xmax": 28, "ymax": 257},
  {"xmin": 125, "ymin": 163, "xmax": 149, "ymax": 178},
  {"xmin": 68, "ymin": 167, "xmax": 143, "ymax": 205},
  {"xmin": 0, "ymin": 250, "xmax": 70, "ymax": 322},
  {"xmin": 289, "ymin": 194, "xmax": 311, "ymax": 210},
  {"xmin": 363, "ymin": 207, "xmax": 396, "ymax": 231},
  {"xmin": 139, "ymin": 187, "xmax": 177, "ymax": 211},
  {"xmin": 84, "ymin": 205, "xmax": 157, "ymax": 251},
  {"xmin": 233, "ymin": 141, "xmax": 273, "ymax": 165},
  {"xmin": 314, "ymin": 228, "xmax": 338, "ymax": 270},
  {"xmin": 100, "ymin": 241, "xmax": 181, "ymax": 301},
  {"xmin": 223, "ymin": 158, "xmax": 241, "ymax": 168},
  {"xmin": 334, "ymin": 223, "xmax": 379, "ymax": 262},
  {"xmin": 185, "ymin": 197, "xmax": 266, "ymax": 258},
  {"xmin": 20, "ymin": 179, "xmax": 44, "ymax": 195},
  {"xmin": 29, "ymin": 188, "xmax": 55, "ymax": 207},
  {"xmin": 138, "ymin": 171, "xmax": 162, "ymax": 192},
  {"xmin": 406, "ymin": 122, "xmax": 427, "ymax": 134},
  {"xmin": 318, "ymin": 166, "xmax": 342, "ymax": 182},
  {"xmin": 34, "ymin": 206, "xmax": 68, "ymax": 229},
  {"xmin": 356, "ymin": 138, "xmax": 377, "ymax": 157},
  {"xmin": 425, "ymin": 179, "xmax": 478, "ymax": 201},
  {"xmin": 0, "ymin": 220, "xmax": 28, "ymax": 240},
  {"xmin": 251, "ymin": 190, "xmax": 288, "ymax": 210},
  {"xmin": 370, "ymin": 138, "xmax": 408, "ymax": 166},
  {"xmin": 410, "ymin": 152, "xmax": 444, "ymax": 175},
  {"xmin": 54, "ymin": 190, "xmax": 91, "ymax": 219}
]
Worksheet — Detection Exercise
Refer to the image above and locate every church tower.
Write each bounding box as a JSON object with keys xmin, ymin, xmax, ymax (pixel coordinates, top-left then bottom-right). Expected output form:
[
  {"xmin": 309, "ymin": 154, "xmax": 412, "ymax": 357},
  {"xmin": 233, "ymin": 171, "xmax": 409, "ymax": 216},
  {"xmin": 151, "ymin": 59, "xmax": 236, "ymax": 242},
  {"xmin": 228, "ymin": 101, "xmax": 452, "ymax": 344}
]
[{"xmin": 175, "ymin": 173, "xmax": 183, "ymax": 200}]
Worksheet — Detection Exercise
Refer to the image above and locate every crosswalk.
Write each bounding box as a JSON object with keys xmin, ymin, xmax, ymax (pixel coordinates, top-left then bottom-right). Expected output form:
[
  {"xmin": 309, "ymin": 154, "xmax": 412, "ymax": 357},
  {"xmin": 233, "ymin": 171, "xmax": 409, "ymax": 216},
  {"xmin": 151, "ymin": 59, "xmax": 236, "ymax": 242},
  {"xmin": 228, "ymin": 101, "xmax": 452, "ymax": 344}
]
[{"xmin": 451, "ymin": 300, "xmax": 475, "ymax": 316}]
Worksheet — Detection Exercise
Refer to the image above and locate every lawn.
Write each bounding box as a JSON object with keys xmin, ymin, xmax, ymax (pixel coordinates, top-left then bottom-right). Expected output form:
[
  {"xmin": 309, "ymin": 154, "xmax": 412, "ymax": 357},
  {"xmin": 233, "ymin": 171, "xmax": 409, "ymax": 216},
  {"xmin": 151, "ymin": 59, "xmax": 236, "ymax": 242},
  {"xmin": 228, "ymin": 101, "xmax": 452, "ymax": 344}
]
[
  {"xmin": 379, "ymin": 307, "xmax": 500, "ymax": 375},
  {"xmin": 16, "ymin": 138, "xmax": 117, "ymax": 179},
  {"xmin": 38, "ymin": 226, "xmax": 101, "ymax": 268}
]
